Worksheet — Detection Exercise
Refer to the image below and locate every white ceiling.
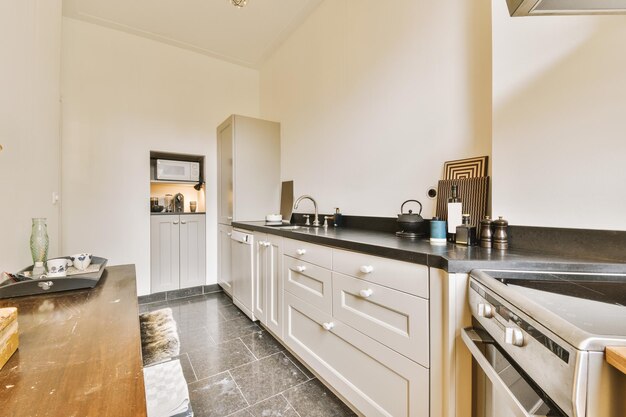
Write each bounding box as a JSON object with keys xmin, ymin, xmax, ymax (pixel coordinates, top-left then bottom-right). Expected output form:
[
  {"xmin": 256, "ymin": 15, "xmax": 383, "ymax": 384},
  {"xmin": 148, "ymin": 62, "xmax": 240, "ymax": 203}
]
[{"xmin": 63, "ymin": 0, "xmax": 322, "ymax": 68}]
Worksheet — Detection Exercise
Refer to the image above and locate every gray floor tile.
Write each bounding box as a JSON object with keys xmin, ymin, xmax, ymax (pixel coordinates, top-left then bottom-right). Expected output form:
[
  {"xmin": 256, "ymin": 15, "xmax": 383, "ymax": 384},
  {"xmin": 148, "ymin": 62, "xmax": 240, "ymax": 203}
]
[
  {"xmin": 283, "ymin": 350, "xmax": 315, "ymax": 379},
  {"xmin": 188, "ymin": 372, "xmax": 248, "ymax": 417},
  {"xmin": 187, "ymin": 338, "xmax": 256, "ymax": 380},
  {"xmin": 179, "ymin": 326, "xmax": 216, "ymax": 353},
  {"xmin": 240, "ymin": 330, "xmax": 285, "ymax": 359},
  {"xmin": 218, "ymin": 304, "xmax": 248, "ymax": 321},
  {"xmin": 227, "ymin": 410, "xmax": 253, "ymax": 417},
  {"xmin": 173, "ymin": 353, "xmax": 197, "ymax": 383},
  {"xmin": 207, "ymin": 316, "xmax": 261, "ymax": 343},
  {"xmin": 230, "ymin": 352, "xmax": 308, "ymax": 405},
  {"xmin": 283, "ymin": 379, "xmax": 356, "ymax": 417},
  {"xmin": 247, "ymin": 395, "xmax": 299, "ymax": 417}
]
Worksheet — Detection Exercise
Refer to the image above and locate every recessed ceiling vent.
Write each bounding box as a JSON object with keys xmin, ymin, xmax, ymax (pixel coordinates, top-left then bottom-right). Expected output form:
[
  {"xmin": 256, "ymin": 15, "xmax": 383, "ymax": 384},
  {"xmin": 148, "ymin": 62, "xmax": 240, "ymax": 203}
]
[{"xmin": 507, "ymin": 0, "xmax": 626, "ymax": 16}]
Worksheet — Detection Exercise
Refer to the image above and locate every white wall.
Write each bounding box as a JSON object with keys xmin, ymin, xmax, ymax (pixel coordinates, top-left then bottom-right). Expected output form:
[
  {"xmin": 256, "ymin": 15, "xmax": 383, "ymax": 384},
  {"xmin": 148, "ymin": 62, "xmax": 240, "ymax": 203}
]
[
  {"xmin": 61, "ymin": 18, "xmax": 259, "ymax": 295},
  {"xmin": 492, "ymin": 1, "xmax": 626, "ymax": 230},
  {"xmin": 0, "ymin": 0, "xmax": 62, "ymax": 272},
  {"xmin": 260, "ymin": 0, "xmax": 492, "ymax": 217}
]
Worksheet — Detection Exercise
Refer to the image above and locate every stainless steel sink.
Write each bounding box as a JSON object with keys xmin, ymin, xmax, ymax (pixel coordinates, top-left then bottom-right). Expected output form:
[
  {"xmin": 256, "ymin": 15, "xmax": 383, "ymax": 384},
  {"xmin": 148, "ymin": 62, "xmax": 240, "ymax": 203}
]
[{"xmin": 275, "ymin": 225, "xmax": 304, "ymax": 230}]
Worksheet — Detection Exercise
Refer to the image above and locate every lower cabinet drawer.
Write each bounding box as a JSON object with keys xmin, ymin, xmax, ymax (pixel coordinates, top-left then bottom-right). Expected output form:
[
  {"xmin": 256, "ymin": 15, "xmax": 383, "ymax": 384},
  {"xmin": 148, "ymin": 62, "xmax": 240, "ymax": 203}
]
[
  {"xmin": 284, "ymin": 256, "xmax": 332, "ymax": 314},
  {"xmin": 284, "ymin": 292, "xmax": 429, "ymax": 417},
  {"xmin": 332, "ymin": 272, "xmax": 429, "ymax": 367}
]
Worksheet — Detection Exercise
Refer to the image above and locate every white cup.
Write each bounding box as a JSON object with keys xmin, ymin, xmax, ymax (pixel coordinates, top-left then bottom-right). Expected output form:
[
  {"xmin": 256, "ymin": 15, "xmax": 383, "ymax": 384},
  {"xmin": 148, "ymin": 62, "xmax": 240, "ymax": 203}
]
[
  {"xmin": 45, "ymin": 258, "xmax": 72, "ymax": 277},
  {"xmin": 70, "ymin": 253, "xmax": 92, "ymax": 271}
]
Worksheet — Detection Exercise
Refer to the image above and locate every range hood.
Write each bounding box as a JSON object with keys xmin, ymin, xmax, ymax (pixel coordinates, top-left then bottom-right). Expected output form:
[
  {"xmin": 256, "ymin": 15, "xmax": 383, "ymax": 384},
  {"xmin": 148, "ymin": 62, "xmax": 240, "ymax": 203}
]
[{"xmin": 507, "ymin": 0, "xmax": 626, "ymax": 16}]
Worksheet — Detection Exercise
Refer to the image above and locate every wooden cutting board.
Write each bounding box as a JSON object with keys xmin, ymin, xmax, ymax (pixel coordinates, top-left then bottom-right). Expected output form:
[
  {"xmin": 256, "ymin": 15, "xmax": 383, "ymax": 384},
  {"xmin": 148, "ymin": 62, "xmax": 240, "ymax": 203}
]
[
  {"xmin": 606, "ymin": 346, "xmax": 626, "ymax": 375},
  {"xmin": 0, "ymin": 307, "xmax": 19, "ymax": 371}
]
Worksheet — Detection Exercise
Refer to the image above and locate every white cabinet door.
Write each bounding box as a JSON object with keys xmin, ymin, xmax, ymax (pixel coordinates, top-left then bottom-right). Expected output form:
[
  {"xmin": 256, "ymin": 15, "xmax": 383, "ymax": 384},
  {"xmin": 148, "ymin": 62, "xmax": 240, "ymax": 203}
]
[
  {"xmin": 150, "ymin": 215, "xmax": 180, "ymax": 293},
  {"xmin": 283, "ymin": 256, "xmax": 332, "ymax": 314},
  {"xmin": 217, "ymin": 118, "xmax": 233, "ymax": 225},
  {"xmin": 284, "ymin": 292, "xmax": 429, "ymax": 417},
  {"xmin": 218, "ymin": 224, "xmax": 233, "ymax": 296},
  {"xmin": 231, "ymin": 230, "xmax": 255, "ymax": 320},
  {"xmin": 179, "ymin": 214, "xmax": 206, "ymax": 289},
  {"xmin": 332, "ymin": 272, "xmax": 430, "ymax": 367},
  {"xmin": 266, "ymin": 234, "xmax": 283, "ymax": 338},
  {"xmin": 253, "ymin": 232, "xmax": 268, "ymax": 323}
]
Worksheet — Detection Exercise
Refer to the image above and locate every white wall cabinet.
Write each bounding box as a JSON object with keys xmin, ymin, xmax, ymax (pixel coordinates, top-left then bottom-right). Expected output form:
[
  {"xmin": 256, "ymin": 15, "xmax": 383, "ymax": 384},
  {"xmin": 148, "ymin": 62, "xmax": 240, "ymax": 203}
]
[
  {"xmin": 218, "ymin": 224, "xmax": 233, "ymax": 296},
  {"xmin": 216, "ymin": 115, "xmax": 280, "ymax": 294},
  {"xmin": 253, "ymin": 232, "xmax": 283, "ymax": 339},
  {"xmin": 150, "ymin": 214, "xmax": 206, "ymax": 293}
]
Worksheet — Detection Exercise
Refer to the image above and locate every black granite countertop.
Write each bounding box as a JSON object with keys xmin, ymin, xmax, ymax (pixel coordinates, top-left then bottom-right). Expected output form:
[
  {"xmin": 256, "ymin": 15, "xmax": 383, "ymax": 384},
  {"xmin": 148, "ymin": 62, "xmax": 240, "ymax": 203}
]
[
  {"xmin": 151, "ymin": 212, "xmax": 206, "ymax": 215},
  {"xmin": 232, "ymin": 221, "xmax": 626, "ymax": 274}
]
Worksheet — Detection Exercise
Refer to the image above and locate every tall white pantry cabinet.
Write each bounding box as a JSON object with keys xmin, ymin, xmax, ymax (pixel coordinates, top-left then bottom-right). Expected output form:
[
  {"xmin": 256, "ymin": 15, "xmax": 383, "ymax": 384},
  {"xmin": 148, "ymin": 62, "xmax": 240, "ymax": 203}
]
[{"xmin": 216, "ymin": 115, "xmax": 281, "ymax": 295}]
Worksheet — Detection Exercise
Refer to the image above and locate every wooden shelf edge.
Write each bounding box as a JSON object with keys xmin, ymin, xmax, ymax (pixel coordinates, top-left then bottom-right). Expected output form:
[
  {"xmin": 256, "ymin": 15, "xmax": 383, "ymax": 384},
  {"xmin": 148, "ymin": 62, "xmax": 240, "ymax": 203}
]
[{"xmin": 606, "ymin": 346, "xmax": 626, "ymax": 375}]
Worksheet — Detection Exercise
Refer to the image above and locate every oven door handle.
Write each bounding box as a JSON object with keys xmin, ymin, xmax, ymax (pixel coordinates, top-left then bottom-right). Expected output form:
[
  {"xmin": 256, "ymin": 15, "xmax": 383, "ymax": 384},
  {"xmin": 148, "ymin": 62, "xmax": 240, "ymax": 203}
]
[{"xmin": 462, "ymin": 328, "xmax": 549, "ymax": 417}]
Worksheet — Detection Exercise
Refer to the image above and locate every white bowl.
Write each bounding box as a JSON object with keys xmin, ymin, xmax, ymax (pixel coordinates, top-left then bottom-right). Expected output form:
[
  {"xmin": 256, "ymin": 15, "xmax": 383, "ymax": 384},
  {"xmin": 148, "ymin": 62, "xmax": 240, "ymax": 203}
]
[
  {"xmin": 70, "ymin": 253, "xmax": 92, "ymax": 271},
  {"xmin": 266, "ymin": 214, "xmax": 283, "ymax": 222}
]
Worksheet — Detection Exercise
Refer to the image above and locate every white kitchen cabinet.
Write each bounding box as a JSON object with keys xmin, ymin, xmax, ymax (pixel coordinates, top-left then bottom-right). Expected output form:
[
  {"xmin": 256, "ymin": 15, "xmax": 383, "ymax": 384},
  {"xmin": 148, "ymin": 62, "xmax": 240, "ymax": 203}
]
[
  {"xmin": 150, "ymin": 214, "xmax": 205, "ymax": 293},
  {"xmin": 218, "ymin": 224, "xmax": 233, "ymax": 296},
  {"xmin": 253, "ymin": 232, "xmax": 283, "ymax": 338},
  {"xmin": 332, "ymin": 271, "xmax": 429, "ymax": 367},
  {"xmin": 231, "ymin": 229, "xmax": 255, "ymax": 320},
  {"xmin": 265, "ymin": 234, "xmax": 283, "ymax": 338},
  {"xmin": 279, "ymin": 238, "xmax": 434, "ymax": 417},
  {"xmin": 217, "ymin": 115, "xmax": 280, "ymax": 225},
  {"xmin": 217, "ymin": 115, "xmax": 280, "ymax": 297},
  {"xmin": 150, "ymin": 216, "xmax": 180, "ymax": 293},
  {"xmin": 284, "ymin": 291, "xmax": 429, "ymax": 417}
]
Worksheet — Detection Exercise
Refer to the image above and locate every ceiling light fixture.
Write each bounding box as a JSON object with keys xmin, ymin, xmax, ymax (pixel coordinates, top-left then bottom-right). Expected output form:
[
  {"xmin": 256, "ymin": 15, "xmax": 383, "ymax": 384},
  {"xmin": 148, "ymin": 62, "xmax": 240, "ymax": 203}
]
[{"xmin": 231, "ymin": 0, "xmax": 247, "ymax": 7}]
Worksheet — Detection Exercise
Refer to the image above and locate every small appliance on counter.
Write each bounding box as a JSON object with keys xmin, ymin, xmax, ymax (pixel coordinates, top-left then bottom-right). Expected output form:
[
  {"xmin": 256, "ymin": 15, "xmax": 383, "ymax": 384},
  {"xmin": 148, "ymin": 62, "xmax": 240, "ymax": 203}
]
[
  {"xmin": 173, "ymin": 193, "xmax": 184, "ymax": 213},
  {"xmin": 396, "ymin": 199, "xmax": 427, "ymax": 238}
]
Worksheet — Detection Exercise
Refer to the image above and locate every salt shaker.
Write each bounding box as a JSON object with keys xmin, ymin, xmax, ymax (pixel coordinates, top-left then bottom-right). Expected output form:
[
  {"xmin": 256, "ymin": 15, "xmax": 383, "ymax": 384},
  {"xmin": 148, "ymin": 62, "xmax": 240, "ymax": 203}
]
[
  {"xmin": 493, "ymin": 216, "xmax": 509, "ymax": 250},
  {"xmin": 479, "ymin": 216, "xmax": 493, "ymax": 248}
]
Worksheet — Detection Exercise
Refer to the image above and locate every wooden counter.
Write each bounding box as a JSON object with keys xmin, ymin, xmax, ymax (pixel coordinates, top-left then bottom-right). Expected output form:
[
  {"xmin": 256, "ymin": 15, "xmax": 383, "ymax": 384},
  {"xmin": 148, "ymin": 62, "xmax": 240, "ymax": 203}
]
[{"xmin": 0, "ymin": 265, "xmax": 147, "ymax": 417}]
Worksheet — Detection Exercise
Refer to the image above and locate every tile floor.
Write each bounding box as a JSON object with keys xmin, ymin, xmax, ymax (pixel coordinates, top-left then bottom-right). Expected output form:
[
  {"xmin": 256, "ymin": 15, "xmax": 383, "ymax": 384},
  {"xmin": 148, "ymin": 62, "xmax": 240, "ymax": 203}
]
[{"xmin": 139, "ymin": 292, "xmax": 357, "ymax": 417}]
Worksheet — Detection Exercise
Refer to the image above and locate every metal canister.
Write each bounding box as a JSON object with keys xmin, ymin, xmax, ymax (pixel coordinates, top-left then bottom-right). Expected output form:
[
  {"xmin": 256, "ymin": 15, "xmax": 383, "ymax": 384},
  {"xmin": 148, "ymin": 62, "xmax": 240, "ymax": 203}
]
[
  {"xmin": 479, "ymin": 216, "xmax": 493, "ymax": 248},
  {"xmin": 493, "ymin": 216, "xmax": 509, "ymax": 250}
]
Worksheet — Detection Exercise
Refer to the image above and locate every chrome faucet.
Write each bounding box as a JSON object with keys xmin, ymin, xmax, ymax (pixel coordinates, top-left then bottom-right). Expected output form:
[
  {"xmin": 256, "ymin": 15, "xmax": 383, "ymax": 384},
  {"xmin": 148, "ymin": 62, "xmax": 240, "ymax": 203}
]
[{"xmin": 293, "ymin": 195, "xmax": 320, "ymax": 227}]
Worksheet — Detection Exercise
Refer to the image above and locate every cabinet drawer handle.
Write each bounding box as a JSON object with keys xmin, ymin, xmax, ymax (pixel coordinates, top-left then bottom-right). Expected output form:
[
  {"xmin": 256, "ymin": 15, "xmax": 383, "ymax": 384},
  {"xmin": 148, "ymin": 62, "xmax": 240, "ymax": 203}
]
[
  {"xmin": 321, "ymin": 322, "xmax": 334, "ymax": 331},
  {"xmin": 173, "ymin": 221, "xmax": 179, "ymax": 225},
  {"xmin": 359, "ymin": 265, "xmax": 374, "ymax": 274},
  {"xmin": 296, "ymin": 249, "xmax": 307, "ymax": 255},
  {"xmin": 294, "ymin": 265, "xmax": 307, "ymax": 273},
  {"xmin": 227, "ymin": 216, "xmax": 233, "ymax": 220},
  {"xmin": 260, "ymin": 241, "xmax": 270, "ymax": 247},
  {"xmin": 181, "ymin": 220, "xmax": 187, "ymax": 224},
  {"xmin": 227, "ymin": 232, "xmax": 232, "ymax": 237},
  {"xmin": 358, "ymin": 288, "xmax": 374, "ymax": 298}
]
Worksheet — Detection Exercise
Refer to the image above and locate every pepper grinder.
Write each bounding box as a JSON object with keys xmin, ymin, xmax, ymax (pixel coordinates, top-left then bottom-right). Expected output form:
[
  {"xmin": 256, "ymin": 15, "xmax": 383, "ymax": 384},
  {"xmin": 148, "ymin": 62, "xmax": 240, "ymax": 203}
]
[
  {"xmin": 493, "ymin": 216, "xmax": 509, "ymax": 250},
  {"xmin": 480, "ymin": 216, "xmax": 493, "ymax": 248}
]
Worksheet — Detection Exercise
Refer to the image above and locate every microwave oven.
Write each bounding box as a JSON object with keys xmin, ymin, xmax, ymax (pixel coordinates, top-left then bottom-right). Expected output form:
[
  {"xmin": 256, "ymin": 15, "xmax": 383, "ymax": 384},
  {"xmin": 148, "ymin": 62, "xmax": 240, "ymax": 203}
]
[{"xmin": 156, "ymin": 159, "xmax": 200, "ymax": 182}]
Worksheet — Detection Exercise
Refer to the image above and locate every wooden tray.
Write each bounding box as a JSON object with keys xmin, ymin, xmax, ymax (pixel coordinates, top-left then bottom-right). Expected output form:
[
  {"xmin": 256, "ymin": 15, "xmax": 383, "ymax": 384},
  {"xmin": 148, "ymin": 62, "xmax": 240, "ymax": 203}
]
[{"xmin": 0, "ymin": 257, "xmax": 108, "ymax": 299}]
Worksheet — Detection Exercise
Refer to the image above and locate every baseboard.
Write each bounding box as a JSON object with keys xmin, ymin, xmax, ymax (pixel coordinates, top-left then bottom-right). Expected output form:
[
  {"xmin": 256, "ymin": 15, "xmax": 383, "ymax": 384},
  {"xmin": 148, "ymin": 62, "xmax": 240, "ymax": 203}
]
[{"xmin": 138, "ymin": 284, "xmax": 222, "ymax": 305}]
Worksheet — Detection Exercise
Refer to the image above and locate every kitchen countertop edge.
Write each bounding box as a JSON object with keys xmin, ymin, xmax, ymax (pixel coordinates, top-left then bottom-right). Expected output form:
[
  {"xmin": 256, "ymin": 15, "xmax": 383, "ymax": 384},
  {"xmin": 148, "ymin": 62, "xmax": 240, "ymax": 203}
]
[{"xmin": 232, "ymin": 221, "xmax": 626, "ymax": 274}]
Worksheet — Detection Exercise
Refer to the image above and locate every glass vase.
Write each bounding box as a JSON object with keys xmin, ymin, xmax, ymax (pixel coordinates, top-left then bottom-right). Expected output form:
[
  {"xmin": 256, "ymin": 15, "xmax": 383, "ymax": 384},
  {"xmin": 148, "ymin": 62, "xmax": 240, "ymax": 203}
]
[{"xmin": 30, "ymin": 218, "xmax": 49, "ymax": 264}]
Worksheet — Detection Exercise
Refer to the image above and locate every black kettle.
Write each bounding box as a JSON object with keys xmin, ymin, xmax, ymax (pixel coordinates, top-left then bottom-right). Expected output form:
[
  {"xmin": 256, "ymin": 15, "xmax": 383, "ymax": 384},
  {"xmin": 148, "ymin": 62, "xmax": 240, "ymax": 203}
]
[{"xmin": 397, "ymin": 200, "xmax": 425, "ymax": 233}]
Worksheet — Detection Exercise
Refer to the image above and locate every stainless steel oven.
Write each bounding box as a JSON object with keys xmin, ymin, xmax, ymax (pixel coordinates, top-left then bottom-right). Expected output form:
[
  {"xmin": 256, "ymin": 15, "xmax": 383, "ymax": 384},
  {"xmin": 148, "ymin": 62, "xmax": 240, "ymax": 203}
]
[{"xmin": 464, "ymin": 269, "xmax": 626, "ymax": 417}]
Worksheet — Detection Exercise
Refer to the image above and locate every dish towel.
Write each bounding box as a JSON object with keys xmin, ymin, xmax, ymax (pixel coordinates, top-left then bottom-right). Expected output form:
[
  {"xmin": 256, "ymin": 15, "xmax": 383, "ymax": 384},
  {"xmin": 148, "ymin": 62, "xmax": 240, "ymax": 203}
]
[{"xmin": 144, "ymin": 359, "xmax": 190, "ymax": 417}]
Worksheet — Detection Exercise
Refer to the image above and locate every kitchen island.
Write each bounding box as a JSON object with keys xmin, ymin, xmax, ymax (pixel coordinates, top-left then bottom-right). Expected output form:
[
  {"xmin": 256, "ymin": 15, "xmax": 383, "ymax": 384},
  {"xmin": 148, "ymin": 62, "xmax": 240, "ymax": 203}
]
[{"xmin": 0, "ymin": 265, "xmax": 147, "ymax": 417}]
